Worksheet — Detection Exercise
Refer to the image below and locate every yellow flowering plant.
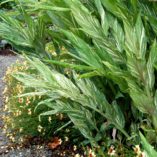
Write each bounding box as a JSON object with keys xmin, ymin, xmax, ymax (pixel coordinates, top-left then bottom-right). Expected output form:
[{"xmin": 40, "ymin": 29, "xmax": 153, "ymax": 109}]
[{"xmin": 2, "ymin": 60, "xmax": 70, "ymax": 143}]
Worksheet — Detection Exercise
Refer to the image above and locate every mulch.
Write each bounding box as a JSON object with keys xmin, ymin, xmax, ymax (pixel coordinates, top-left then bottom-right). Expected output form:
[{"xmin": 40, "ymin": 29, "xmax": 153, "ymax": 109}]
[{"xmin": 0, "ymin": 49, "xmax": 16, "ymax": 56}]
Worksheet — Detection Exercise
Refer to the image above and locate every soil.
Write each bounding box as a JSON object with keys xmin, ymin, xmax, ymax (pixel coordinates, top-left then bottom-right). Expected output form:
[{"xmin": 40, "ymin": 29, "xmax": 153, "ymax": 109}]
[{"xmin": 0, "ymin": 49, "xmax": 15, "ymax": 56}]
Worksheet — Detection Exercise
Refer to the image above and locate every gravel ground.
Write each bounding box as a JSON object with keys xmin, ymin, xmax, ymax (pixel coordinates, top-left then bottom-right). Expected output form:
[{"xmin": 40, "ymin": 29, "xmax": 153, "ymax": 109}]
[
  {"xmin": 0, "ymin": 55, "xmax": 18, "ymax": 148},
  {"xmin": 0, "ymin": 55, "xmax": 53, "ymax": 157}
]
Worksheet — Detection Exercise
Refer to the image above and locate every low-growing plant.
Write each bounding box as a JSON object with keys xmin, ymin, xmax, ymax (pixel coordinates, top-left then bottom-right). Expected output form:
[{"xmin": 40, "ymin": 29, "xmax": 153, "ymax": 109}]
[{"xmin": 2, "ymin": 59, "xmax": 76, "ymax": 143}]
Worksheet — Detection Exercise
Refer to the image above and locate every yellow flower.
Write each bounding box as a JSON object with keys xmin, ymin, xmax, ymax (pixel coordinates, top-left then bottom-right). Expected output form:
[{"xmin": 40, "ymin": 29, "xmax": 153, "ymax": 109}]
[
  {"xmin": 134, "ymin": 145, "xmax": 147, "ymax": 157},
  {"xmin": 5, "ymin": 96, "xmax": 9, "ymax": 103},
  {"xmin": 73, "ymin": 145, "xmax": 77, "ymax": 151},
  {"xmin": 61, "ymin": 47, "xmax": 66, "ymax": 51},
  {"xmin": 20, "ymin": 66, "xmax": 24, "ymax": 70},
  {"xmin": 26, "ymin": 97, "xmax": 31, "ymax": 105},
  {"xmin": 48, "ymin": 116, "xmax": 52, "ymax": 123},
  {"xmin": 4, "ymin": 104, "xmax": 8, "ymax": 111},
  {"xmin": 16, "ymin": 59, "xmax": 20, "ymax": 64},
  {"xmin": 19, "ymin": 128, "xmax": 23, "ymax": 132},
  {"xmin": 2, "ymin": 86, "xmax": 8, "ymax": 94},
  {"xmin": 28, "ymin": 108, "xmax": 32, "ymax": 115},
  {"xmin": 64, "ymin": 136, "xmax": 69, "ymax": 142},
  {"xmin": 88, "ymin": 148, "xmax": 96, "ymax": 157},
  {"xmin": 37, "ymin": 125, "xmax": 43, "ymax": 132},
  {"xmin": 18, "ymin": 97, "xmax": 24, "ymax": 104},
  {"xmin": 9, "ymin": 136, "xmax": 15, "ymax": 142},
  {"xmin": 2, "ymin": 76, "xmax": 6, "ymax": 81},
  {"xmin": 133, "ymin": 145, "xmax": 141, "ymax": 155},
  {"xmin": 75, "ymin": 154, "xmax": 81, "ymax": 157},
  {"xmin": 18, "ymin": 110, "xmax": 22, "ymax": 116},
  {"xmin": 14, "ymin": 110, "xmax": 22, "ymax": 116},
  {"xmin": 3, "ymin": 125, "xmax": 7, "ymax": 129},
  {"xmin": 108, "ymin": 145, "xmax": 116, "ymax": 156},
  {"xmin": 59, "ymin": 113, "xmax": 64, "ymax": 120},
  {"xmin": 16, "ymin": 84, "xmax": 24, "ymax": 94}
]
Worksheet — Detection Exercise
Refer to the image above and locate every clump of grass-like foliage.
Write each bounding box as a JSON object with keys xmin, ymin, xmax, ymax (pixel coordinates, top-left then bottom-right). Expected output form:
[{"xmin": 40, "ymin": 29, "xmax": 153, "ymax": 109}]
[{"xmin": 1, "ymin": 0, "xmax": 157, "ymax": 156}]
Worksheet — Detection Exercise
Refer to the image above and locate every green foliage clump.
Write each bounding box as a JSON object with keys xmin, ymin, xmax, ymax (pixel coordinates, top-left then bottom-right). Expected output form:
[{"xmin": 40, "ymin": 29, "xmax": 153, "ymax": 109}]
[{"xmin": 1, "ymin": 0, "xmax": 157, "ymax": 155}]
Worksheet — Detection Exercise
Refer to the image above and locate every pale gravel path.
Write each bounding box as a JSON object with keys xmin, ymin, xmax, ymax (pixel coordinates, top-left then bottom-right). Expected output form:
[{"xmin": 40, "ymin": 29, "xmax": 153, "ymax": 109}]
[
  {"xmin": 0, "ymin": 55, "xmax": 52, "ymax": 157},
  {"xmin": 0, "ymin": 55, "xmax": 18, "ymax": 148}
]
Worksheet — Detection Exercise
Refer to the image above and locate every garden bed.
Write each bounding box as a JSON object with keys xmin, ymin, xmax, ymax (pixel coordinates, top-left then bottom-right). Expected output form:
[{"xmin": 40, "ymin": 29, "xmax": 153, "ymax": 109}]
[{"xmin": 1, "ymin": 0, "xmax": 157, "ymax": 156}]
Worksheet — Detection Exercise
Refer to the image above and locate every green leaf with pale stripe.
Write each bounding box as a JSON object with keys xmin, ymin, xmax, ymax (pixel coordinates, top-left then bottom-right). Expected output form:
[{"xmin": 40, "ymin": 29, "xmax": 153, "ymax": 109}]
[
  {"xmin": 140, "ymin": 132, "xmax": 157, "ymax": 156},
  {"xmin": 147, "ymin": 40, "xmax": 157, "ymax": 91}
]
